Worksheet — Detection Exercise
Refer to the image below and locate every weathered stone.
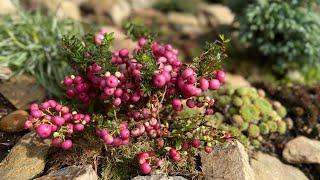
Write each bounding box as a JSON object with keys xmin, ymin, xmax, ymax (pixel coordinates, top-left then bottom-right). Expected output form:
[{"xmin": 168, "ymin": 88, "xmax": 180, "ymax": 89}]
[
  {"xmin": 109, "ymin": 0, "xmax": 131, "ymax": 26},
  {"xmin": 43, "ymin": 0, "xmax": 81, "ymax": 20},
  {"xmin": 100, "ymin": 26, "xmax": 136, "ymax": 51},
  {"xmin": 225, "ymin": 73, "xmax": 251, "ymax": 88},
  {"xmin": 127, "ymin": 0, "xmax": 157, "ymax": 10},
  {"xmin": 283, "ymin": 136, "xmax": 320, "ymax": 164},
  {"xmin": 201, "ymin": 141, "xmax": 255, "ymax": 180},
  {"xmin": 0, "ymin": 65, "xmax": 12, "ymax": 80},
  {"xmin": 168, "ymin": 12, "xmax": 202, "ymax": 36},
  {"xmin": 36, "ymin": 165, "xmax": 98, "ymax": 180},
  {"xmin": 0, "ymin": 132, "xmax": 51, "ymax": 180},
  {"xmin": 131, "ymin": 175, "xmax": 187, "ymax": 180},
  {"xmin": 0, "ymin": 110, "xmax": 28, "ymax": 133},
  {"xmin": 199, "ymin": 4, "xmax": 234, "ymax": 28},
  {"xmin": 0, "ymin": 74, "xmax": 46, "ymax": 110},
  {"xmin": 0, "ymin": 0, "xmax": 16, "ymax": 16},
  {"xmin": 251, "ymin": 152, "xmax": 308, "ymax": 180}
]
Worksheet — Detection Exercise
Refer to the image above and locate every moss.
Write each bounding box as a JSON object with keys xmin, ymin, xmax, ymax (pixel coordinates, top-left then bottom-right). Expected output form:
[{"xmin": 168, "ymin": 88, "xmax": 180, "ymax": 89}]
[
  {"xmin": 226, "ymin": 87, "xmax": 235, "ymax": 96},
  {"xmin": 242, "ymin": 96, "xmax": 252, "ymax": 105},
  {"xmin": 254, "ymin": 98, "xmax": 272, "ymax": 114},
  {"xmin": 248, "ymin": 124, "xmax": 260, "ymax": 138},
  {"xmin": 236, "ymin": 87, "xmax": 249, "ymax": 96},
  {"xmin": 259, "ymin": 122, "xmax": 270, "ymax": 135},
  {"xmin": 240, "ymin": 104, "xmax": 260, "ymax": 122},
  {"xmin": 240, "ymin": 122, "xmax": 249, "ymax": 131},
  {"xmin": 232, "ymin": 96, "xmax": 243, "ymax": 107},
  {"xmin": 218, "ymin": 95, "xmax": 232, "ymax": 106},
  {"xmin": 239, "ymin": 135, "xmax": 250, "ymax": 147},
  {"xmin": 267, "ymin": 121, "xmax": 278, "ymax": 133},
  {"xmin": 251, "ymin": 139, "xmax": 261, "ymax": 149},
  {"xmin": 228, "ymin": 107, "xmax": 237, "ymax": 115}
]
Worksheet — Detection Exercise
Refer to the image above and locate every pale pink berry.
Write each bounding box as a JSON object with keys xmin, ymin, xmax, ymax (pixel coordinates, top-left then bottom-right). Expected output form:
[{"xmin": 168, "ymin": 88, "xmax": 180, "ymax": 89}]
[
  {"xmin": 199, "ymin": 78, "xmax": 209, "ymax": 91},
  {"xmin": 216, "ymin": 70, "xmax": 225, "ymax": 83},
  {"xmin": 52, "ymin": 116, "xmax": 65, "ymax": 126},
  {"xmin": 139, "ymin": 163, "xmax": 151, "ymax": 175},
  {"xmin": 120, "ymin": 128, "xmax": 130, "ymax": 139},
  {"xmin": 36, "ymin": 124, "xmax": 52, "ymax": 138},
  {"xmin": 113, "ymin": 98, "xmax": 122, "ymax": 106},
  {"xmin": 106, "ymin": 75, "xmax": 119, "ymax": 88},
  {"xmin": 204, "ymin": 146, "xmax": 213, "ymax": 154},
  {"xmin": 31, "ymin": 110, "xmax": 42, "ymax": 118},
  {"xmin": 153, "ymin": 74, "xmax": 166, "ymax": 87},
  {"xmin": 103, "ymin": 134, "xmax": 114, "ymax": 144},
  {"xmin": 182, "ymin": 68, "xmax": 194, "ymax": 79},
  {"xmin": 209, "ymin": 79, "xmax": 220, "ymax": 90}
]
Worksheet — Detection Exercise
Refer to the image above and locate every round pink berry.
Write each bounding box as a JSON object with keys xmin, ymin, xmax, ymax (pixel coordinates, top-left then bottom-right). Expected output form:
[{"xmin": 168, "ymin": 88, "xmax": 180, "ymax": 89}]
[
  {"xmin": 61, "ymin": 139, "xmax": 73, "ymax": 150},
  {"xmin": 209, "ymin": 79, "xmax": 220, "ymax": 90},
  {"xmin": 36, "ymin": 124, "xmax": 52, "ymax": 138}
]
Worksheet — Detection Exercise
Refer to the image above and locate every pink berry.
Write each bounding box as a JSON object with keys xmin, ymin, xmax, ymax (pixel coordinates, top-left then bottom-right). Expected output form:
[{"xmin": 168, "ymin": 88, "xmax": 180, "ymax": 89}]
[
  {"xmin": 30, "ymin": 103, "xmax": 39, "ymax": 111},
  {"xmin": 119, "ymin": 48, "xmax": 129, "ymax": 57},
  {"xmin": 31, "ymin": 110, "xmax": 42, "ymax": 118},
  {"xmin": 209, "ymin": 79, "xmax": 220, "ymax": 90},
  {"xmin": 153, "ymin": 74, "xmax": 166, "ymax": 87},
  {"xmin": 216, "ymin": 70, "xmax": 226, "ymax": 83},
  {"xmin": 112, "ymin": 137, "xmax": 122, "ymax": 147},
  {"xmin": 106, "ymin": 76, "xmax": 119, "ymax": 88},
  {"xmin": 52, "ymin": 138, "xmax": 62, "ymax": 147},
  {"xmin": 191, "ymin": 139, "xmax": 201, "ymax": 148},
  {"xmin": 186, "ymin": 99, "xmax": 196, "ymax": 108},
  {"xmin": 61, "ymin": 139, "xmax": 73, "ymax": 150},
  {"xmin": 139, "ymin": 163, "xmax": 151, "ymax": 175},
  {"xmin": 51, "ymin": 124, "xmax": 58, "ymax": 132},
  {"xmin": 182, "ymin": 68, "xmax": 194, "ymax": 79},
  {"xmin": 103, "ymin": 134, "xmax": 114, "ymax": 144},
  {"xmin": 114, "ymin": 88, "xmax": 123, "ymax": 97},
  {"xmin": 120, "ymin": 128, "xmax": 130, "ymax": 139},
  {"xmin": 182, "ymin": 142, "xmax": 190, "ymax": 150},
  {"xmin": 199, "ymin": 78, "xmax": 209, "ymax": 91},
  {"xmin": 36, "ymin": 124, "xmax": 52, "ymax": 138},
  {"xmin": 205, "ymin": 108, "xmax": 214, "ymax": 115},
  {"xmin": 156, "ymin": 159, "xmax": 164, "ymax": 167},
  {"xmin": 131, "ymin": 128, "xmax": 140, "ymax": 137},
  {"xmin": 74, "ymin": 124, "xmax": 85, "ymax": 132},
  {"xmin": 63, "ymin": 77, "xmax": 73, "ymax": 86},
  {"xmin": 52, "ymin": 116, "xmax": 65, "ymax": 126},
  {"xmin": 104, "ymin": 87, "xmax": 115, "ymax": 96},
  {"xmin": 66, "ymin": 89, "xmax": 75, "ymax": 97},
  {"xmin": 113, "ymin": 98, "xmax": 122, "ymax": 106},
  {"xmin": 204, "ymin": 146, "xmax": 213, "ymax": 154},
  {"xmin": 24, "ymin": 120, "xmax": 33, "ymax": 129},
  {"xmin": 138, "ymin": 37, "xmax": 147, "ymax": 47}
]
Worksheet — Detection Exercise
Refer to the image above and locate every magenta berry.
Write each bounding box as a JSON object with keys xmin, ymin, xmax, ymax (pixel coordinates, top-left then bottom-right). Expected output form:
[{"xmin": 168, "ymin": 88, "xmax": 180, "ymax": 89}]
[
  {"xmin": 52, "ymin": 138, "xmax": 62, "ymax": 147},
  {"xmin": 74, "ymin": 124, "xmax": 85, "ymax": 132},
  {"xmin": 153, "ymin": 73, "xmax": 166, "ymax": 87},
  {"xmin": 103, "ymin": 134, "xmax": 114, "ymax": 144},
  {"xmin": 106, "ymin": 75, "xmax": 119, "ymax": 88},
  {"xmin": 216, "ymin": 70, "xmax": 225, "ymax": 83},
  {"xmin": 61, "ymin": 139, "xmax": 73, "ymax": 150},
  {"xmin": 120, "ymin": 128, "xmax": 130, "ymax": 139},
  {"xmin": 199, "ymin": 78, "xmax": 209, "ymax": 91},
  {"xmin": 191, "ymin": 139, "xmax": 201, "ymax": 148},
  {"xmin": 139, "ymin": 163, "xmax": 151, "ymax": 175},
  {"xmin": 209, "ymin": 79, "xmax": 220, "ymax": 90},
  {"xmin": 52, "ymin": 116, "xmax": 65, "ymax": 126},
  {"xmin": 36, "ymin": 124, "xmax": 52, "ymax": 138}
]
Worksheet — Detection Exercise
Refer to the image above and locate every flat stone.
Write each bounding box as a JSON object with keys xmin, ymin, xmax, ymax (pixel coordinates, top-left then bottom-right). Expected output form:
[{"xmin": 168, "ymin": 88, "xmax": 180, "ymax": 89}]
[
  {"xmin": 109, "ymin": 0, "xmax": 131, "ymax": 26},
  {"xmin": 36, "ymin": 165, "xmax": 98, "ymax": 180},
  {"xmin": 251, "ymin": 152, "xmax": 308, "ymax": 180},
  {"xmin": 0, "ymin": 74, "xmax": 46, "ymax": 110},
  {"xmin": 131, "ymin": 175, "xmax": 187, "ymax": 180},
  {"xmin": 0, "ymin": 0, "xmax": 16, "ymax": 16},
  {"xmin": 0, "ymin": 110, "xmax": 29, "ymax": 133},
  {"xmin": 0, "ymin": 132, "xmax": 51, "ymax": 180},
  {"xmin": 283, "ymin": 136, "xmax": 320, "ymax": 164},
  {"xmin": 168, "ymin": 12, "xmax": 203, "ymax": 36},
  {"xmin": 198, "ymin": 4, "xmax": 234, "ymax": 28},
  {"xmin": 201, "ymin": 141, "xmax": 255, "ymax": 180}
]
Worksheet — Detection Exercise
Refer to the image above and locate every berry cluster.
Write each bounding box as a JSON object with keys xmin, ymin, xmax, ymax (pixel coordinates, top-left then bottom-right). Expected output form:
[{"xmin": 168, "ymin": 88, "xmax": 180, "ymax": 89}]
[
  {"xmin": 24, "ymin": 100, "xmax": 91, "ymax": 150},
  {"xmin": 26, "ymin": 31, "xmax": 230, "ymax": 176}
]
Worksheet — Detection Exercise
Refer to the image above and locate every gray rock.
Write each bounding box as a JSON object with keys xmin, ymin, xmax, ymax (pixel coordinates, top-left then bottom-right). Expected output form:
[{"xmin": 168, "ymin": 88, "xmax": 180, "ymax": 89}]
[
  {"xmin": 225, "ymin": 73, "xmax": 251, "ymax": 88},
  {"xmin": 198, "ymin": 4, "xmax": 234, "ymax": 28},
  {"xmin": 0, "ymin": 74, "xmax": 46, "ymax": 110},
  {"xmin": 36, "ymin": 165, "xmax": 98, "ymax": 180},
  {"xmin": 201, "ymin": 141, "xmax": 255, "ymax": 180},
  {"xmin": 0, "ymin": 0, "xmax": 16, "ymax": 16},
  {"xmin": 0, "ymin": 132, "xmax": 51, "ymax": 180},
  {"xmin": 168, "ymin": 12, "xmax": 203, "ymax": 36},
  {"xmin": 283, "ymin": 136, "xmax": 320, "ymax": 164},
  {"xmin": 251, "ymin": 152, "xmax": 308, "ymax": 180},
  {"xmin": 109, "ymin": 0, "xmax": 131, "ymax": 26},
  {"xmin": 0, "ymin": 110, "xmax": 29, "ymax": 133},
  {"xmin": 131, "ymin": 175, "xmax": 187, "ymax": 180}
]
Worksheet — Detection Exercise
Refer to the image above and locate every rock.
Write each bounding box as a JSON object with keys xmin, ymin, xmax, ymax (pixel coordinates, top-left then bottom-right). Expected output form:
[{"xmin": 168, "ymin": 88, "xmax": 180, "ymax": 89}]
[
  {"xmin": 109, "ymin": 0, "xmax": 131, "ymax": 26},
  {"xmin": 0, "ymin": 74, "xmax": 46, "ymax": 110},
  {"xmin": 0, "ymin": 110, "xmax": 29, "ymax": 133},
  {"xmin": 201, "ymin": 141, "xmax": 255, "ymax": 180},
  {"xmin": 100, "ymin": 26, "xmax": 136, "ymax": 51},
  {"xmin": 225, "ymin": 73, "xmax": 251, "ymax": 88},
  {"xmin": 251, "ymin": 152, "xmax": 308, "ymax": 180},
  {"xmin": 199, "ymin": 4, "xmax": 234, "ymax": 28},
  {"xmin": 127, "ymin": 0, "xmax": 157, "ymax": 10},
  {"xmin": 0, "ymin": 65, "xmax": 12, "ymax": 80},
  {"xmin": 283, "ymin": 136, "xmax": 320, "ymax": 164},
  {"xmin": 36, "ymin": 165, "xmax": 98, "ymax": 180},
  {"xmin": 0, "ymin": 132, "xmax": 51, "ymax": 180},
  {"xmin": 131, "ymin": 176, "xmax": 187, "ymax": 180},
  {"xmin": 168, "ymin": 12, "xmax": 203, "ymax": 36},
  {"xmin": 0, "ymin": 0, "xmax": 16, "ymax": 16}
]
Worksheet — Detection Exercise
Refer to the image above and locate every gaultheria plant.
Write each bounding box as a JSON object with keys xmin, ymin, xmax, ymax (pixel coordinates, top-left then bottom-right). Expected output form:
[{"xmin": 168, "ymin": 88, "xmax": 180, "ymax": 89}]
[{"xmin": 25, "ymin": 28, "xmax": 231, "ymax": 177}]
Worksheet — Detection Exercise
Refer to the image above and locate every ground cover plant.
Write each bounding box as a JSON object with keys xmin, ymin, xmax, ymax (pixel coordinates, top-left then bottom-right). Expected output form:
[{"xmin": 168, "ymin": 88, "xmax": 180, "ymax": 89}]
[
  {"xmin": 0, "ymin": 5, "xmax": 83, "ymax": 97},
  {"xmin": 24, "ymin": 26, "xmax": 232, "ymax": 178}
]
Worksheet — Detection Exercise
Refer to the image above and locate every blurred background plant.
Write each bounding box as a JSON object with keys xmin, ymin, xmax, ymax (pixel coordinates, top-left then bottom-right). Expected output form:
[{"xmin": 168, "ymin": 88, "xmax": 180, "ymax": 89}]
[
  {"xmin": 226, "ymin": 0, "xmax": 320, "ymax": 85},
  {"xmin": 153, "ymin": 0, "xmax": 200, "ymax": 14},
  {"xmin": 0, "ymin": 3, "xmax": 83, "ymax": 97}
]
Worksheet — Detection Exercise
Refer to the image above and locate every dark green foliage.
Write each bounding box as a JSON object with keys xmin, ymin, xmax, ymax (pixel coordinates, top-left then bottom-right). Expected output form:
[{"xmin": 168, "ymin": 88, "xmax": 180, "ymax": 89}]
[
  {"xmin": 232, "ymin": 0, "xmax": 320, "ymax": 82},
  {"xmin": 153, "ymin": 0, "xmax": 200, "ymax": 14},
  {"xmin": 0, "ymin": 5, "xmax": 83, "ymax": 97}
]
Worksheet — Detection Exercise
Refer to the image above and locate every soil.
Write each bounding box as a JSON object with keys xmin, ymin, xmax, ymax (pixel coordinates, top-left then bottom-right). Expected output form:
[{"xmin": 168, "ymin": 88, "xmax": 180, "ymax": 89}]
[{"xmin": 0, "ymin": 93, "xmax": 27, "ymax": 161}]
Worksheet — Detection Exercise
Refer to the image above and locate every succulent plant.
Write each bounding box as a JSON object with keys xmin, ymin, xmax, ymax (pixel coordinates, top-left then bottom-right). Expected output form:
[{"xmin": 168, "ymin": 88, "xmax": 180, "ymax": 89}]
[{"xmin": 208, "ymin": 86, "xmax": 290, "ymax": 148}]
